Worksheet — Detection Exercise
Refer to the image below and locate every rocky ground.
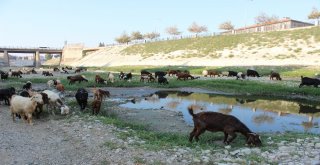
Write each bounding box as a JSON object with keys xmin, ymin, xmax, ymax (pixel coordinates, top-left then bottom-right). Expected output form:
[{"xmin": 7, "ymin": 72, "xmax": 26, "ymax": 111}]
[{"xmin": 0, "ymin": 87, "xmax": 320, "ymax": 165}]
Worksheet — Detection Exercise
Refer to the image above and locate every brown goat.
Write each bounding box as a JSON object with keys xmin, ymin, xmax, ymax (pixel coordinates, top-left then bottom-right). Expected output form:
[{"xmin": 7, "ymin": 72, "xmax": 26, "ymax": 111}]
[
  {"xmin": 67, "ymin": 75, "xmax": 88, "ymax": 85},
  {"xmin": 92, "ymin": 99, "xmax": 102, "ymax": 115},
  {"xmin": 95, "ymin": 75, "xmax": 106, "ymax": 84},
  {"xmin": 207, "ymin": 70, "xmax": 221, "ymax": 77},
  {"xmin": 188, "ymin": 106, "xmax": 262, "ymax": 146},
  {"xmin": 93, "ymin": 88, "xmax": 110, "ymax": 101},
  {"xmin": 56, "ymin": 84, "xmax": 65, "ymax": 92},
  {"xmin": 270, "ymin": 71, "xmax": 282, "ymax": 80},
  {"xmin": 177, "ymin": 73, "xmax": 194, "ymax": 80}
]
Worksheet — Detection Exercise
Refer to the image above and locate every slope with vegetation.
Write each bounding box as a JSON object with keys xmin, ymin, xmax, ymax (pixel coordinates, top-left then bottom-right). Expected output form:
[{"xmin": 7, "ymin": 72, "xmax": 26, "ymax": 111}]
[{"xmin": 71, "ymin": 26, "xmax": 320, "ymax": 67}]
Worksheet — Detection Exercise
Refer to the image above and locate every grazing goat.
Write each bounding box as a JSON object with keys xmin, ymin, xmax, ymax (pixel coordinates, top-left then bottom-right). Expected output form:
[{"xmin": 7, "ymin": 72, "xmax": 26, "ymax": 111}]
[
  {"xmin": 228, "ymin": 71, "xmax": 238, "ymax": 77},
  {"xmin": 53, "ymin": 67, "xmax": 60, "ymax": 72},
  {"xmin": 95, "ymin": 75, "xmax": 107, "ymax": 84},
  {"xmin": 66, "ymin": 66, "xmax": 73, "ymax": 70},
  {"xmin": 167, "ymin": 70, "xmax": 181, "ymax": 76},
  {"xmin": 0, "ymin": 87, "xmax": 16, "ymax": 105},
  {"xmin": 158, "ymin": 76, "xmax": 169, "ymax": 84},
  {"xmin": 119, "ymin": 71, "xmax": 125, "ymax": 80},
  {"xmin": 93, "ymin": 88, "xmax": 110, "ymax": 101},
  {"xmin": 74, "ymin": 67, "xmax": 86, "ymax": 73},
  {"xmin": 22, "ymin": 81, "xmax": 32, "ymax": 90},
  {"xmin": 10, "ymin": 94, "xmax": 44, "ymax": 125},
  {"xmin": 221, "ymin": 71, "xmax": 229, "ymax": 77},
  {"xmin": 47, "ymin": 79, "xmax": 61, "ymax": 88},
  {"xmin": 61, "ymin": 68, "xmax": 69, "ymax": 74},
  {"xmin": 75, "ymin": 88, "xmax": 88, "ymax": 111},
  {"xmin": 177, "ymin": 73, "xmax": 194, "ymax": 80},
  {"xmin": 247, "ymin": 69, "xmax": 260, "ymax": 77},
  {"xmin": 202, "ymin": 70, "xmax": 209, "ymax": 77},
  {"xmin": 155, "ymin": 71, "xmax": 167, "ymax": 78},
  {"xmin": 67, "ymin": 75, "xmax": 88, "ymax": 85},
  {"xmin": 42, "ymin": 71, "xmax": 53, "ymax": 76},
  {"xmin": 270, "ymin": 71, "xmax": 282, "ymax": 80},
  {"xmin": 56, "ymin": 83, "xmax": 65, "ymax": 92},
  {"xmin": 236, "ymin": 72, "xmax": 246, "ymax": 80},
  {"xmin": 207, "ymin": 70, "xmax": 221, "ymax": 77},
  {"xmin": 92, "ymin": 99, "xmax": 102, "ymax": 115},
  {"xmin": 42, "ymin": 90, "xmax": 68, "ymax": 115},
  {"xmin": 140, "ymin": 74, "xmax": 155, "ymax": 82},
  {"xmin": 10, "ymin": 71, "xmax": 22, "ymax": 78},
  {"xmin": 123, "ymin": 72, "xmax": 132, "ymax": 81},
  {"xmin": 141, "ymin": 70, "xmax": 152, "ymax": 76},
  {"xmin": 299, "ymin": 76, "xmax": 320, "ymax": 88},
  {"xmin": 1, "ymin": 72, "xmax": 9, "ymax": 80},
  {"xmin": 107, "ymin": 72, "xmax": 115, "ymax": 83},
  {"xmin": 20, "ymin": 91, "xmax": 49, "ymax": 118},
  {"xmin": 188, "ymin": 106, "xmax": 262, "ymax": 146}
]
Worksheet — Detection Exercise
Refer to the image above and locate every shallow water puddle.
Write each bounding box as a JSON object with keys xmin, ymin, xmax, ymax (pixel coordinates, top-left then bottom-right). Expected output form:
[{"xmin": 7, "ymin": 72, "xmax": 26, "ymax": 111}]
[{"xmin": 120, "ymin": 90, "xmax": 320, "ymax": 134}]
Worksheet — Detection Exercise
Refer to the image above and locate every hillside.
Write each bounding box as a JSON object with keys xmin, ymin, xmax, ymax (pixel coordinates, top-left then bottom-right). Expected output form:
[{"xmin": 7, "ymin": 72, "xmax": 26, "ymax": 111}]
[{"xmin": 71, "ymin": 26, "xmax": 320, "ymax": 67}]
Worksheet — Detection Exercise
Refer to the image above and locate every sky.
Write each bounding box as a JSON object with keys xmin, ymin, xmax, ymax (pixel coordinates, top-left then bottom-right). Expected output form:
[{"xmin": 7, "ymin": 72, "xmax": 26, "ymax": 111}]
[{"xmin": 0, "ymin": 0, "xmax": 319, "ymax": 48}]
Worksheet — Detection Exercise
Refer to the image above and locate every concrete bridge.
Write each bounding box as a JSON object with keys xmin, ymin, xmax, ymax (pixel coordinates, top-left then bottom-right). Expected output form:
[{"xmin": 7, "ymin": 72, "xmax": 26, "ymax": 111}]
[
  {"xmin": 0, "ymin": 47, "xmax": 62, "ymax": 67},
  {"xmin": 0, "ymin": 44, "xmax": 100, "ymax": 67}
]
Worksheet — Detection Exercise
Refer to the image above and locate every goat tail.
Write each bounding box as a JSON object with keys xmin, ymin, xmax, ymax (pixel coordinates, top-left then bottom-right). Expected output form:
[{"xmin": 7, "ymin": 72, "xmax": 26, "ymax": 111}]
[{"xmin": 188, "ymin": 106, "xmax": 196, "ymax": 118}]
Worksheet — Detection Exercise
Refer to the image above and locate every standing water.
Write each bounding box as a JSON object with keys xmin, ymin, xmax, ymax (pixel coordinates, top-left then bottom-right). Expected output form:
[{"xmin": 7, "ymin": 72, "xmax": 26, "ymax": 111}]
[{"xmin": 120, "ymin": 90, "xmax": 320, "ymax": 134}]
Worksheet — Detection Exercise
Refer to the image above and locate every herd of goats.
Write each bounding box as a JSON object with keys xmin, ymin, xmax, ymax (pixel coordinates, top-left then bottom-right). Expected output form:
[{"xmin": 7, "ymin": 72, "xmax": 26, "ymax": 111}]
[{"xmin": 0, "ymin": 66, "xmax": 319, "ymax": 146}]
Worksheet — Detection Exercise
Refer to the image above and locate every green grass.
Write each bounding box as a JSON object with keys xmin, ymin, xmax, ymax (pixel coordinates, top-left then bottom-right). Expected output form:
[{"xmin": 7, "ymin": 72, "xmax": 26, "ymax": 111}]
[
  {"xmin": 76, "ymin": 109, "xmax": 319, "ymax": 154},
  {"xmin": 122, "ymin": 27, "xmax": 320, "ymax": 56}
]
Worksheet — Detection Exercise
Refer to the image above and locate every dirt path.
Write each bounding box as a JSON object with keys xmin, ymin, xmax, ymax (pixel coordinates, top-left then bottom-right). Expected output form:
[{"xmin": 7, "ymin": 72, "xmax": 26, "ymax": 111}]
[
  {"xmin": 0, "ymin": 87, "xmax": 193, "ymax": 165},
  {"xmin": 1, "ymin": 87, "xmax": 319, "ymax": 165}
]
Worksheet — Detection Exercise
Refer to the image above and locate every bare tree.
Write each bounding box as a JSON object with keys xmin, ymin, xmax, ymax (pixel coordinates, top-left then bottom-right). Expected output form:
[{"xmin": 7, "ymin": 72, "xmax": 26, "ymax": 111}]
[
  {"xmin": 115, "ymin": 32, "xmax": 131, "ymax": 44},
  {"xmin": 144, "ymin": 32, "xmax": 160, "ymax": 40},
  {"xmin": 188, "ymin": 22, "xmax": 208, "ymax": 37},
  {"xmin": 131, "ymin": 31, "xmax": 144, "ymax": 41},
  {"xmin": 254, "ymin": 12, "xmax": 279, "ymax": 24},
  {"xmin": 219, "ymin": 21, "xmax": 234, "ymax": 31},
  {"xmin": 166, "ymin": 26, "xmax": 181, "ymax": 37},
  {"xmin": 308, "ymin": 7, "xmax": 320, "ymax": 25}
]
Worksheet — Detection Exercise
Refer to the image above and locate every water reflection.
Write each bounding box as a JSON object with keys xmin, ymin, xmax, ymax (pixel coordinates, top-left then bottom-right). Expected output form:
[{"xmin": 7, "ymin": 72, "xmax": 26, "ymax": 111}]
[{"xmin": 120, "ymin": 90, "xmax": 320, "ymax": 134}]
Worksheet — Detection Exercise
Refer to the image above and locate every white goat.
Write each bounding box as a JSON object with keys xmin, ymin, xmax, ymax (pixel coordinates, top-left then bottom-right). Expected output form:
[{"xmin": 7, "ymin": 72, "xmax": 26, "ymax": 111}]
[
  {"xmin": 42, "ymin": 90, "xmax": 68, "ymax": 115},
  {"xmin": 202, "ymin": 70, "xmax": 208, "ymax": 77},
  {"xmin": 107, "ymin": 72, "xmax": 115, "ymax": 83},
  {"xmin": 47, "ymin": 79, "xmax": 61, "ymax": 88},
  {"xmin": 10, "ymin": 94, "xmax": 44, "ymax": 125}
]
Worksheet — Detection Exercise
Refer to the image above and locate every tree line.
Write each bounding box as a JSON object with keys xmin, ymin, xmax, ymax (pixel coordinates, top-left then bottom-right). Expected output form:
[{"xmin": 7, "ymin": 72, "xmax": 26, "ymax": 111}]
[{"xmin": 109, "ymin": 8, "xmax": 320, "ymax": 44}]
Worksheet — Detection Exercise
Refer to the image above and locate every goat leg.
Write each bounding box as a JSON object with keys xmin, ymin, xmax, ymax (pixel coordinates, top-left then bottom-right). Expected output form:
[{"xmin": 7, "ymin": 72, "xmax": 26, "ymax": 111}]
[
  {"xmin": 194, "ymin": 128, "xmax": 205, "ymax": 142},
  {"xmin": 223, "ymin": 132, "xmax": 229, "ymax": 144},
  {"xmin": 226, "ymin": 132, "xmax": 237, "ymax": 144},
  {"xmin": 189, "ymin": 128, "xmax": 197, "ymax": 142}
]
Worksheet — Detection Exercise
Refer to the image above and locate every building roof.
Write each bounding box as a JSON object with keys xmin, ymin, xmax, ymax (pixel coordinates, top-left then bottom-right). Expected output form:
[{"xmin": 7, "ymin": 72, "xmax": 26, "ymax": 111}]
[{"xmin": 235, "ymin": 18, "xmax": 313, "ymax": 31}]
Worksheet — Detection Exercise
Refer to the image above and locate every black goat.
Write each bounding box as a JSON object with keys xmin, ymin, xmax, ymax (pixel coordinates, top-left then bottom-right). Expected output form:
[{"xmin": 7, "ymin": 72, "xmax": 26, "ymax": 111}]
[
  {"xmin": 247, "ymin": 69, "xmax": 260, "ymax": 77},
  {"xmin": 299, "ymin": 76, "xmax": 320, "ymax": 88},
  {"xmin": 22, "ymin": 81, "xmax": 32, "ymax": 90},
  {"xmin": 228, "ymin": 71, "xmax": 238, "ymax": 77},
  {"xmin": 158, "ymin": 76, "xmax": 169, "ymax": 84},
  {"xmin": 75, "ymin": 88, "xmax": 88, "ymax": 111},
  {"xmin": 0, "ymin": 87, "xmax": 16, "ymax": 105},
  {"xmin": 0, "ymin": 72, "xmax": 9, "ymax": 80}
]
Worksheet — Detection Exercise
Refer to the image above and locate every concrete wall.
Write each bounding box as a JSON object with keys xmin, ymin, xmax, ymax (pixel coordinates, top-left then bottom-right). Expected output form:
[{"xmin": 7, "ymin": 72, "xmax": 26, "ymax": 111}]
[{"xmin": 61, "ymin": 43, "xmax": 84, "ymax": 65}]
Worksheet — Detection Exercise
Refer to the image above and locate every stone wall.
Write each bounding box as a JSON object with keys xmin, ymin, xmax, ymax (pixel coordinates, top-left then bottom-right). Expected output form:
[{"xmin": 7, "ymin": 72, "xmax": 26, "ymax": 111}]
[{"xmin": 61, "ymin": 43, "xmax": 84, "ymax": 65}]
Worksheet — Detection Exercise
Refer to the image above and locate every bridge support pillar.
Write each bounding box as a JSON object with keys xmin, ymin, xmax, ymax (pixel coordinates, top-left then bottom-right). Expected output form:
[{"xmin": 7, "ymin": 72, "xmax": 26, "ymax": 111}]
[
  {"xmin": 34, "ymin": 51, "xmax": 41, "ymax": 67},
  {"xmin": 3, "ymin": 50, "xmax": 10, "ymax": 66}
]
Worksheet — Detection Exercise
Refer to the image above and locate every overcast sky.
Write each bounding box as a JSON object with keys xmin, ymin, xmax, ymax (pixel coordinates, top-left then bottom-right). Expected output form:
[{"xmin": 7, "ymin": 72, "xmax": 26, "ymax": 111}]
[{"xmin": 0, "ymin": 0, "xmax": 318, "ymax": 47}]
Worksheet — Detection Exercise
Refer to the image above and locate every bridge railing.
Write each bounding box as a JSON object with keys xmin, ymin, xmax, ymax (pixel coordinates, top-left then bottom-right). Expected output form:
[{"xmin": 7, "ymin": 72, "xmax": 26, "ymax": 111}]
[{"xmin": 0, "ymin": 46, "xmax": 63, "ymax": 50}]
